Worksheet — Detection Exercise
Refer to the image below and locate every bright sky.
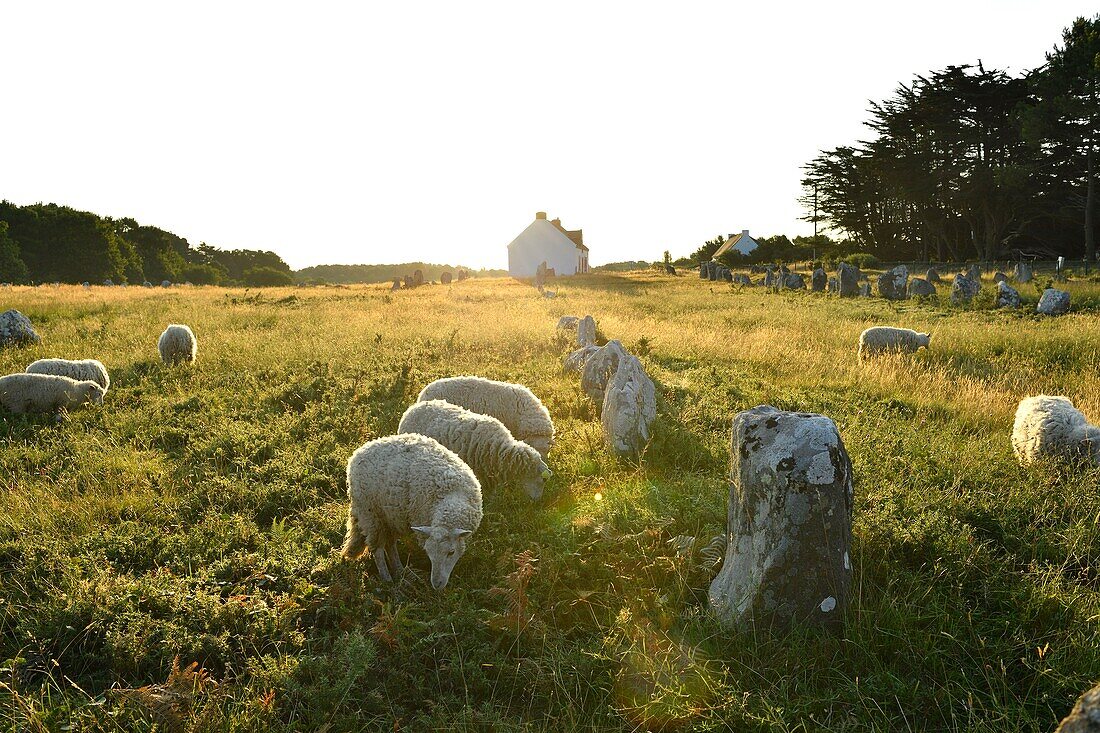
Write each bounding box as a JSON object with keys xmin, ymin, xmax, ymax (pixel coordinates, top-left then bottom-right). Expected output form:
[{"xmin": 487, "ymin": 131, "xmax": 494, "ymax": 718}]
[{"xmin": 2, "ymin": 1, "xmax": 1094, "ymax": 270}]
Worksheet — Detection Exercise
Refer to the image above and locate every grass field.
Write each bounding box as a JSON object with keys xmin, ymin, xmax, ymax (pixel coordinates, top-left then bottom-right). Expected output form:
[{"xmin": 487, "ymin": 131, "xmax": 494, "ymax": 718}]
[{"xmin": 1, "ymin": 272, "xmax": 1099, "ymax": 732}]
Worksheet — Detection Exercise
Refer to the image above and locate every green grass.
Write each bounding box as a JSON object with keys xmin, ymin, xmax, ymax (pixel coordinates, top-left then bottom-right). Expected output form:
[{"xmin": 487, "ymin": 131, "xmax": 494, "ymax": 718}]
[{"xmin": 1, "ymin": 274, "xmax": 1099, "ymax": 731}]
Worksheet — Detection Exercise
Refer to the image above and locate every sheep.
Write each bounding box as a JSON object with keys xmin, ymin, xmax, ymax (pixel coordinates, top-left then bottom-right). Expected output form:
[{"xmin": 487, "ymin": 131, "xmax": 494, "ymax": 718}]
[
  {"xmin": 858, "ymin": 326, "xmax": 931, "ymax": 359},
  {"xmin": 1011, "ymin": 395, "xmax": 1100, "ymax": 467},
  {"xmin": 0, "ymin": 373, "xmax": 104, "ymax": 414},
  {"xmin": 158, "ymin": 324, "xmax": 197, "ymax": 365},
  {"xmin": 398, "ymin": 399, "xmax": 551, "ymax": 500},
  {"xmin": 341, "ymin": 433, "xmax": 482, "ymax": 590},
  {"xmin": 26, "ymin": 358, "xmax": 110, "ymax": 391},
  {"xmin": 416, "ymin": 376, "xmax": 554, "ymax": 458}
]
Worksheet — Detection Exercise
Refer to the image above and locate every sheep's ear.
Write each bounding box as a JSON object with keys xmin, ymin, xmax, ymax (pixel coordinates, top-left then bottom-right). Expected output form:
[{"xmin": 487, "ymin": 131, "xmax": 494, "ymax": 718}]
[
  {"xmin": 454, "ymin": 529, "xmax": 473, "ymax": 539},
  {"xmin": 411, "ymin": 526, "xmax": 433, "ymax": 540}
]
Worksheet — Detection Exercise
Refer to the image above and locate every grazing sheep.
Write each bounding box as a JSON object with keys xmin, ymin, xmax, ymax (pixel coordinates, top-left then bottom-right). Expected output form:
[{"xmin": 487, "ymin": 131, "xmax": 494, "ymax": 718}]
[
  {"xmin": 0, "ymin": 373, "xmax": 104, "ymax": 413},
  {"xmin": 26, "ymin": 358, "xmax": 110, "ymax": 391},
  {"xmin": 340, "ymin": 433, "xmax": 482, "ymax": 590},
  {"xmin": 158, "ymin": 324, "xmax": 197, "ymax": 365},
  {"xmin": 1011, "ymin": 395, "xmax": 1100, "ymax": 466},
  {"xmin": 858, "ymin": 326, "xmax": 931, "ymax": 359},
  {"xmin": 417, "ymin": 376, "xmax": 554, "ymax": 458},
  {"xmin": 398, "ymin": 400, "xmax": 551, "ymax": 500}
]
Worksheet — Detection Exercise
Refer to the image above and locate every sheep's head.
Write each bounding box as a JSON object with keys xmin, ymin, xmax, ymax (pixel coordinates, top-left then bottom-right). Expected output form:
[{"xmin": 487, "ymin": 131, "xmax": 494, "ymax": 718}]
[
  {"xmin": 521, "ymin": 458, "xmax": 551, "ymax": 501},
  {"xmin": 81, "ymin": 382, "xmax": 105, "ymax": 406},
  {"xmin": 525, "ymin": 433, "xmax": 553, "ymax": 459},
  {"xmin": 412, "ymin": 526, "xmax": 473, "ymax": 590},
  {"xmin": 918, "ymin": 333, "xmax": 932, "ymax": 348}
]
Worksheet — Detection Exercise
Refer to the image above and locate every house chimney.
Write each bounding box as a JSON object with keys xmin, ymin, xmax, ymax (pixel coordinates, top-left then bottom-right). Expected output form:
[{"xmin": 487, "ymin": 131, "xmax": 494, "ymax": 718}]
[
  {"xmin": 535, "ymin": 211, "xmax": 547, "ymax": 220},
  {"xmin": 742, "ymin": 229, "xmax": 749, "ymax": 237}
]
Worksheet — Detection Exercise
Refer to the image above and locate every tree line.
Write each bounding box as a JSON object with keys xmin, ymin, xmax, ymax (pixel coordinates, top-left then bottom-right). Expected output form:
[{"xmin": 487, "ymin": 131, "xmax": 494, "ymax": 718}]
[
  {"xmin": 800, "ymin": 15, "xmax": 1100, "ymax": 264},
  {"xmin": 0, "ymin": 201, "xmax": 294, "ymax": 285}
]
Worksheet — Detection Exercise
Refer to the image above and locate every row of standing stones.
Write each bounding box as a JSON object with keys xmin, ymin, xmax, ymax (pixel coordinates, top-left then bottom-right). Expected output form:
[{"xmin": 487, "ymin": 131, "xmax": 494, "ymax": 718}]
[
  {"xmin": 700, "ymin": 260, "xmax": 1072, "ymax": 315},
  {"xmin": 390, "ymin": 269, "xmax": 470, "ymax": 291},
  {"xmin": 556, "ymin": 315, "xmax": 656, "ymax": 460},
  {"xmin": 557, "ymin": 314, "xmax": 851, "ymax": 629}
]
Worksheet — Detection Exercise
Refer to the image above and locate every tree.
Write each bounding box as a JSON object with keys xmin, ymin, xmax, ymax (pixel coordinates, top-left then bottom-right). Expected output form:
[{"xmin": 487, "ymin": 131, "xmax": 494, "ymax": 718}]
[
  {"xmin": 690, "ymin": 235, "xmax": 727, "ymax": 264},
  {"xmin": 243, "ymin": 266, "xmax": 294, "ymax": 286},
  {"xmin": 0, "ymin": 221, "xmax": 29, "ymax": 282}
]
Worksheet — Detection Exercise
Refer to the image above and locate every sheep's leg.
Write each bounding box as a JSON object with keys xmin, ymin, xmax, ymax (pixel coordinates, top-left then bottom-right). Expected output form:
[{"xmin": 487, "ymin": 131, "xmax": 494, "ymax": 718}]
[
  {"xmin": 385, "ymin": 540, "xmax": 403, "ymax": 578},
  {"xmin": 373, "ymin": 547, "xmax": 394, "ymax": 582}
]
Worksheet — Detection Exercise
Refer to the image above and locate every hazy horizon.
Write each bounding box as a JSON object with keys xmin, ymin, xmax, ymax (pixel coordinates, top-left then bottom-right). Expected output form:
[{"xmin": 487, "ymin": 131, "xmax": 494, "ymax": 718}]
[{"xmin": 3, "ymin": 1, "xmax": 1095, "ymax": 270}]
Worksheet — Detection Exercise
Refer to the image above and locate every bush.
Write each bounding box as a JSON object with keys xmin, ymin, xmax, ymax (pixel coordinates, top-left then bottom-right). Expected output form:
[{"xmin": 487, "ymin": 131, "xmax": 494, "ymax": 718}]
[
  {"xmin": 181, "ymin": 263, "xmax": 224, "ymax": 286},
  {"xmin": 243, "ymin": 267, "xmax": 294, "ymax": 287},
  {"xmin": 840, "ymin": 253, "xmax": 880, "ymax": 270}
]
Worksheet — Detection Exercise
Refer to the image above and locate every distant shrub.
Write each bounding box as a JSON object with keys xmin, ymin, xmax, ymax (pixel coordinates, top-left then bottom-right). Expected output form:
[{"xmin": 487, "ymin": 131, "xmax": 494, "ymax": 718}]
[
  {"xmin": 840, "ymin": 253, "xmax": 880, "ymax": 270},
  {"xmin": 243, "ymin": 266, "xmax": 294, "ymax": 287},
  {"xmin": 180, "ymin": 263, "xmax": 223, "ymax": 285}
]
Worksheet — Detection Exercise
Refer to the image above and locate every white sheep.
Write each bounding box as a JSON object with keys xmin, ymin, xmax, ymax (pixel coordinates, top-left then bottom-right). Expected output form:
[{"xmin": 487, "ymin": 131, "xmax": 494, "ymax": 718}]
[
  {"xmin": 0, "ymin": 373, "xmax": 105, "ymax": 413},
  {"xmin": 858, "ymin": 326, "xmax": 931, "ymax": 359},
  {"xmin": 26, "ymin": 358, "xmax": 110, "ymax": 391},
  {"xmin": 158, "ymin": 324, "xmax": 197, "ymax": 365},
  {"xmin": 341, "ymin": 433, "xmax": 483, "ymax": 590},
  {"xmin": 398, "ymin": 399, "xmax": 551, "ymax": 500},
  {"xmin": 417, "ymin": 376, "xmax": 554, "ymax": 458},
  {"xmin": 1011, "ymin": 395, "xmax": 1100, "ymax": 466}
]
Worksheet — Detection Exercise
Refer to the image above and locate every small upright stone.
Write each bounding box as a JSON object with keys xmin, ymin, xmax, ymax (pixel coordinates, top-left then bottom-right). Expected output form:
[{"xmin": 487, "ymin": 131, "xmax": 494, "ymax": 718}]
[
  {"xmin": 859, "ymin": 283, "xmax": 872, "ymax": 297},
  {"xmin": 577, "ymin": 315, "xmax": 597, "ymax": 347},
  {"xmin": 698, "ymin": 262, "xmax": 709, "ymax": 279},
  {"xmin": 665, "ymin": 263, "xmax": 676, "ymax": 275},
  {"xmin": 721, "ymin": 267, "xmax": 733, "ymax": 283},
  {"xmin": 162, "ymin": 280, "xmax": 172, "ymax": 288},
  {"xmin": 709, "ymin": 406, "xmax": 853, "ymax": 629},
  {"xmin": 995, "ymin": 280, "xmax": 1021, "ymax": 308},
  {"xmin": 732, "ymin": 273, "xmax": 753, "ymax": 286},
  {"xmin": 951, "ymin": 273, "xmax": 980, "ymax": 304},
  {"xmin": 0, "ymin": 309, "xmax": 40, "ymax": 347},
  {"xmin": 413, "ymin": 269, "xmax": 424, "ymax": 287},
  {"xmin": 581, "ymin": 340, "xmax": 629, "ymax": 410},
  {"xmin": 782, "ymin": 273, "xmax": 806, "ymax": 290},
  {"xmin": 967, "ymin": 264, "xmax": 982, "ymax": 282},
  {"xmin": 390, "ymin": 278, "xmax": 401, "ymax": 291},
  {"xmin": 811, "ymin": 268, "xmax": 826, "ymax": 292},
  {"xmin": 1013, "ymin": 262, "xmax": 1033, "ymax": 283},
  {"xmin": 564, "ymin": 344, "xmax": 600, "ymax": 374},
  {"xmin": 708, "ymin": 262, "xmax": 720, "ymax": 282},
  {"xmin": 440, "ymin": 271, "xmax": 452, "ymax": 285},
  {"xmin": 837, "ymin": 262, "xmax": 860, "ymax": 297},
  {"xmin": 827, "ymin": 276, "xmax": 839, "ymax": 293},
  {"xmin": 1037, "ymin": 288, "xmax": 1071, "ymax": 316},
  {"xmin": 601, "ymin": 354, "xmax": 657, "ymax": 458},
  {"xmin": 908, "ymin": 278, "xmax": 936, "ymax": 298},
  {"xmin": 993, "ymin": 272, "xmax": 1008, "ymax": 284},
  {"xmin": 763, "ymin": 268, "xmax": 777, "ymax": 288},
  {"xmin": 925, "ymin": 267, "xmax": 941, "ymax": 283}
]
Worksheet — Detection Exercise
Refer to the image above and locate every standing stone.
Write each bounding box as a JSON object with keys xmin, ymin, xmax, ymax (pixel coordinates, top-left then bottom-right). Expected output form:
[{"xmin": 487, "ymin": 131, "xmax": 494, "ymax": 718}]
[
  {"xmin": 82, "ymin": 282, "xmax": 90, "ymax": 288},
  {"xmin": 925, "ymin": 267, "xmax": 941, "ymax": 283},
  {"xmin": 577, "ymin": 315, "xmax": 597, "ymax": 347},
  {"xmin": 698, "ymin": 262, "xmax": 709, "ymax": 279},
  {"xmin": 722, "ymin": 267, "xmax": 733, "ymax": 283},
  {"xmin": 601, "ymin": 354, "xmax": 657, "ymax": 459},
  {"xmin": 665, "ymin": 263, "xmax": 676, "ymax": 275},
  {"xmin": 709, "ymin": 262, "xmax": 720, "ymax": 281},
  {"xmin": 581, "ymin": 340, "xmax": 628, "ymax": 410},
  {"xmin": 827, "ymin": 276, "xmax": 839, "ymax": 293},
  {"xmin": 457, "ymin": 270, "xmax": 469, "ymax": 281},
  {"xmin": 556, "ymin": 316, "xmax": 580, "ymax": 342},
  {"xmin": 858, "ymin": 283, "xmax": 872, "ymax": 297},
  {"xmin": 103, "ymin": 278, "xmax": 114, "ymax": 287},
  {"xmin": 413, "ymin": 269, "xmax": 424, "ymax": 287},
  {"xmin": 837, "ymin": 262, "xmax": 860, "ymax": 297},
  {"xmin": 440, "ymin": 271, "xmax": 452, "ymax": 285},
  {"xmin": 1055, "ymin": 681, "xmax": 1100, "ymax": 733},
  {"xmin": 709, "ymin": 406, "xmax": 853, "ymax": 629},
  {"xmin": 782, "ymin": 273, "xmax": 806, "ymax": 290},
  {"xmin": 1013, "ymin": 262, "xmax": 1033, "ymax": 283},
  {"xmin": 162, "ymin": 280, "xmax": 172, "ymax": 288},
  {"xmin": 143, "ymin": 281, "xmax": 153, "ymax": 288},
  {"xmin": 995, "ymin": 280, "xmax": 1021, "ymax": 308},
  {"xmin": 390, "ymin": 278, "xmax": 401, "ymax": 291},
  {"xmin": 877, "ymin": 265, "xmax": 909, "ymax": 300},
  {"xmin": 811, "ymin": 268, "xmax": 826, "ymax": 292},
  {"xmin": 0, "ymin": 309, "xmax": 40, "ymax": 347},
  {"xmin": 763, "ymin": 268, "xmax": 776, "ymax": 288},
  {"xmin": 733, "ymin": 273, "xmax": 753, "ymax": 286},
  {"xmin": 993, "ymin": 271, "xmax": 1008, "ymax": 284},
  {"xmin": 564, "ymin": 344, "xmax": 600, "ymax": 374},
  {"xmin": 404, "ymin": 275, "xmax": 414, "ymax": 288},
  {"xmin": 907, "ymin": 278, "xmax": 936, "ymax": 298},
  {"xmin": 967, "ymin": 264, "xmax": 982, "ymax": 282},
  {"xmin": 1037, "ymin": 288, "xmax": 1071, "ymax": 315},
  {"xmin": 951, "ymin": 273, "xmax": 980, "ymax": 304}
]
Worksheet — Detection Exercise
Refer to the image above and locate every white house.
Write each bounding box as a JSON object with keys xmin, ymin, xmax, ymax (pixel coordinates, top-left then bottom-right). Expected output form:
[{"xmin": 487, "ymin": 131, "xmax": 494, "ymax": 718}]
[
  {"xmin": 711, "ymin": 229, "xmax": 759, "ymax": 258},
  {"xmin": 507, "ymin": 212, "xmax": 590, "ymax": 278}
]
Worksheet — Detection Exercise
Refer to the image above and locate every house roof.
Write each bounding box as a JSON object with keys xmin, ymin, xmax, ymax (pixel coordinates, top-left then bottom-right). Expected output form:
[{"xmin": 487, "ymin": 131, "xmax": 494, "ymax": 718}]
[
  {"xmin": 507, "ymin": 218, "xmax": 581, "ymax": 253},
  {"xmin": 712, "ymin": 232, "xmax": 757, "ymax": 258},
  {"xmin": 551, "ymin": 218, "xmax": 587, "ymax": 251}
]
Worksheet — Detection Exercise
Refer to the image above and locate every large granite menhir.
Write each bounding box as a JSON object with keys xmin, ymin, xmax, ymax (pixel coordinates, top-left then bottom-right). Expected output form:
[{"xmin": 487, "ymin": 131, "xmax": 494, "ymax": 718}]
[
  {"xmin": 709, "ymin": 406, "xmax": 853, "ymax": 630},
  {"xmin": 0, "ymin": 309, "xmax": 40, "ymax": 348}
]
